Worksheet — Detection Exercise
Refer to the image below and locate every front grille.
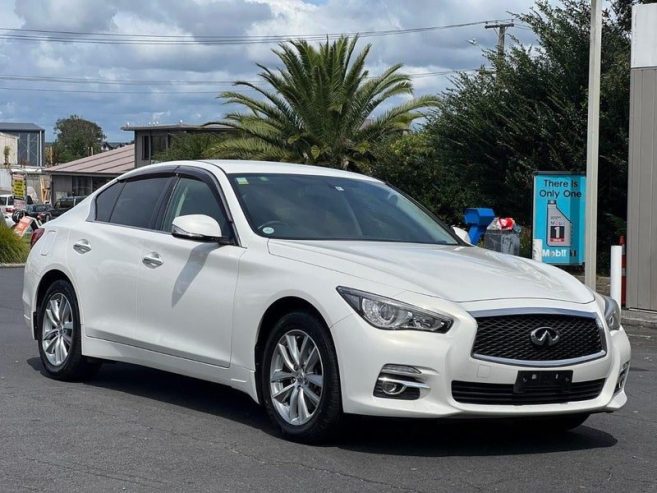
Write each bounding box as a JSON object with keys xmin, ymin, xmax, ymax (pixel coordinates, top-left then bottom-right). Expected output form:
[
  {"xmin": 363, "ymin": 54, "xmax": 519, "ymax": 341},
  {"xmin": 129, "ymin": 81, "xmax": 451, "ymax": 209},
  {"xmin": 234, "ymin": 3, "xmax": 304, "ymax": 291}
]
[
  {"xmin": 472, "ymin": 314, "xmax": 604, "ymax": 364},
  {"xmin": 452, "ymin": 379, "xmax": 605, "ymax": 405}
]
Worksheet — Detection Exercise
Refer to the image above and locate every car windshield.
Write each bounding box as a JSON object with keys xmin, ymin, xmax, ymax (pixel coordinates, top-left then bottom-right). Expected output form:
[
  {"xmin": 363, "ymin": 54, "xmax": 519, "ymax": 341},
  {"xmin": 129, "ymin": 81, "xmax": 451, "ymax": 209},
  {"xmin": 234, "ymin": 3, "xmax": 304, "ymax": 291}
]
[{"xmin": 229, "ymin": 173, "xmax": 458, "ymax": 245}]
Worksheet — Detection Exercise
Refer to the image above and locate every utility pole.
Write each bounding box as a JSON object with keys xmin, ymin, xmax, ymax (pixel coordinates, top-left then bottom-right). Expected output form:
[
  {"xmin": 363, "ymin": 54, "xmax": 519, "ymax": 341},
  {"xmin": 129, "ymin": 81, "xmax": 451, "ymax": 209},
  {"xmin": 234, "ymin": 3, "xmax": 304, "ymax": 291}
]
[
  {"xmin": 584, "ymin": 0, "xmax": 602, "ymax": 288},
  {"xmin": 485, "ymin": 21, "xmax": 515, "ymax": 57}
]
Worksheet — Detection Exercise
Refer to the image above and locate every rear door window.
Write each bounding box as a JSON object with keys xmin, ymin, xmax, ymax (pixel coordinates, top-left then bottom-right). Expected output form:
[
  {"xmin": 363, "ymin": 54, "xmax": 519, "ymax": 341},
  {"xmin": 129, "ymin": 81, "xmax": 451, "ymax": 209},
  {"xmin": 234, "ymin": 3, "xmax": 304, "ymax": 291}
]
[{"xmin": 110, "ymin": 177, "xmax": 171, "ymax": 229}]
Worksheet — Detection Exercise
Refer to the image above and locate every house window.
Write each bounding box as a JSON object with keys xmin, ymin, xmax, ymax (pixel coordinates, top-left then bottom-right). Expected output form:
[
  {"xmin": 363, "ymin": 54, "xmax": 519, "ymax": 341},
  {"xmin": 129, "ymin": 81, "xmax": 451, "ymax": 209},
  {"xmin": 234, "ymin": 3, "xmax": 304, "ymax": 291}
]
[
  {"xmin": 72, "ymin": 176, "xmax": 92, "ymax": 196},
  {"xmin": 142, "ymin": 135, "xmax": 152, "ymax": 161}
]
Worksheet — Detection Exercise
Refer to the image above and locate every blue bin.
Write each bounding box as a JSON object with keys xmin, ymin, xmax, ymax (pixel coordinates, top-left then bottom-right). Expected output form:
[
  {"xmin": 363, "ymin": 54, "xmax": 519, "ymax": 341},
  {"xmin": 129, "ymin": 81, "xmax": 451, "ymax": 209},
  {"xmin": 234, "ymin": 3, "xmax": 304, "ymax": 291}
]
[{"xmin": 463, "ymin": 208, "xmax": 495, "ymax": 244}]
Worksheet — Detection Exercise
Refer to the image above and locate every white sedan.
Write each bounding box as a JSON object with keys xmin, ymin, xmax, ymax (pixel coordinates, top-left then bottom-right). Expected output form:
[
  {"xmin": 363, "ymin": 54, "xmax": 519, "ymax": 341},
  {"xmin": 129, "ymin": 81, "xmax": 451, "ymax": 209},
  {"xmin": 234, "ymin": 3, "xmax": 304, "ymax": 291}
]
[{"xmin": 22, "ymin": 160, "xmax": 630, "ymax": 442}]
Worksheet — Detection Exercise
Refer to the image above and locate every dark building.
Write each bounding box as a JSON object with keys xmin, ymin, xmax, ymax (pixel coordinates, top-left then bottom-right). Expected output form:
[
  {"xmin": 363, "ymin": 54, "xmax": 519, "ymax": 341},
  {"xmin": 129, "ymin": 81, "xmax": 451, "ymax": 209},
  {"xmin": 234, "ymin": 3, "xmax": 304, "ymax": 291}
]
[
  {"xmin": 0, "ymin": 122, "xmax": 45, "ymax": 167},
  {"xmin": 121, "ymin": 122, "xmax": 232, "ymax": 167}
]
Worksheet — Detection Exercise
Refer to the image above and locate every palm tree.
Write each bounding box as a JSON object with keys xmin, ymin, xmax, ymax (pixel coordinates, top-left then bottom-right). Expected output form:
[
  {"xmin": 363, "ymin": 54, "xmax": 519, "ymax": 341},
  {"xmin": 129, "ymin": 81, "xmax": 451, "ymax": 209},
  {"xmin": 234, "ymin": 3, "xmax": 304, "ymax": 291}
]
[{"xmin": 209, "ymin": 36, "xmax": 438, "ymax": 171}]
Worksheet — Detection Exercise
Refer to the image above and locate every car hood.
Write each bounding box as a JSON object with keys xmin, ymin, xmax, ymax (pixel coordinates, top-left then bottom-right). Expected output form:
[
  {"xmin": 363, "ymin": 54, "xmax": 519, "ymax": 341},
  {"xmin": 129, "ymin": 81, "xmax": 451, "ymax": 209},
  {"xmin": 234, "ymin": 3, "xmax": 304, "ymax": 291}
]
[{"xmin": 268, "ymin": 240, "xmax": 594, "ymax": 304}]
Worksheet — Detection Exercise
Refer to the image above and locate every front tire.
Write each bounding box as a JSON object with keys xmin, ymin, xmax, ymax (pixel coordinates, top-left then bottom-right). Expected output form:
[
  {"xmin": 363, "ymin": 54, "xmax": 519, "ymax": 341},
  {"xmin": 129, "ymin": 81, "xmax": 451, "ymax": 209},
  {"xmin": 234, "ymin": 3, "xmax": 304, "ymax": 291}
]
[
  {"xmin": 260, "ymin": 311, "xmax": 342, "ymax": 443},
  {"xmin": 37, "ymin": 279, "xmax": 100, "ymax": 381}
]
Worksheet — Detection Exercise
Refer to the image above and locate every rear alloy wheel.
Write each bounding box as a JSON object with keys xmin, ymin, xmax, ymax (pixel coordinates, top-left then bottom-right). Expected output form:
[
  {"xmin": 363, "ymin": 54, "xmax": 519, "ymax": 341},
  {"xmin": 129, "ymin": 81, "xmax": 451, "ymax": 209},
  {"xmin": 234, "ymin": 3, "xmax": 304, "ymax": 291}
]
[
  {"xmin": 261, "ymin": 312, "xmax": 341, "ymax": 442},
  {"xmin": 37, "ymin": 280, "xmax": 100, "ymax": 381}
]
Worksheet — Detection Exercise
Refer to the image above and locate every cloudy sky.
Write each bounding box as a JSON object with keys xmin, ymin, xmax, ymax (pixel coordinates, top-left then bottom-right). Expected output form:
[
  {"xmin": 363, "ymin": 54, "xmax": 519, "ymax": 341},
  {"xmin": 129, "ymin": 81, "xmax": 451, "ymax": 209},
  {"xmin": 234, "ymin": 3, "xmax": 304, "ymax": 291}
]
[{"xmin": 0, "ymin": 0, "xmax": 538, "ymax": 141}]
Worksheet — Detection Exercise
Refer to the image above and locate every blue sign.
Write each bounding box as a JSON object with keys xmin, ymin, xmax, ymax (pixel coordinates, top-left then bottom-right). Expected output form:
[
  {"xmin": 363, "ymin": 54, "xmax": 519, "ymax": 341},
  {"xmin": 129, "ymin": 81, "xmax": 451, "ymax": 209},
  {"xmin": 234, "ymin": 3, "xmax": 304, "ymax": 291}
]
[{"xmin": 533, "ymin": 173, "xmax": 586, "ymax": 265}]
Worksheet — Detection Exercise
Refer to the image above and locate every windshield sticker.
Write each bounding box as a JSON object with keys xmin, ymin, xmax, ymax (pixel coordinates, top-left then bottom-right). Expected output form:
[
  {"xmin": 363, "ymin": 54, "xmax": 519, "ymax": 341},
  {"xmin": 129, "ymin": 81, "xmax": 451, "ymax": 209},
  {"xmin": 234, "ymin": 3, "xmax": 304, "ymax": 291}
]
[
  {"xmin": 262, "ymin": 227, "xmax": 275, "ymax": 234},
  {"xmin": 335, "ymin": 186, "xmax": 344, "ymax": 191},
  {"xmin": 259, "ymin": 176, "xmax": 269, "ymax": 182},
  {"xmin": 236, "ymin": 177, "xmax": 249, "ymax": 185}
]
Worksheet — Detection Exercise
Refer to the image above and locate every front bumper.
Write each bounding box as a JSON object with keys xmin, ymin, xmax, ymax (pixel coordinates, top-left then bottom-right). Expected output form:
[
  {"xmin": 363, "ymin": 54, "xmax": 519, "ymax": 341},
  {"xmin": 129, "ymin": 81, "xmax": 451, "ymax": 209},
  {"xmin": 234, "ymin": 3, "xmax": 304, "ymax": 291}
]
[{"xmin": 330, "ymin": 297, "xmax": 631, "ymax": 418}]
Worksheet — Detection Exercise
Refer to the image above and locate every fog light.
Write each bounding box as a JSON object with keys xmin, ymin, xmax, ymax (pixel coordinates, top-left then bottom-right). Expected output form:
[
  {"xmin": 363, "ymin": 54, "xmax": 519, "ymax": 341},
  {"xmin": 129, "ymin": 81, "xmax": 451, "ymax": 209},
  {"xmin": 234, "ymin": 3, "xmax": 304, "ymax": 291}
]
[
  {"xmin": 615, "ymin": 362, "xmax": 630, "ymax": 394},
  {"xmin": 381, "ymin": 380, "xmax": 406, "ymax": 396},
  {"xmin": 373, "ymin": 366, "xmax": 430, "ymax": 400}
]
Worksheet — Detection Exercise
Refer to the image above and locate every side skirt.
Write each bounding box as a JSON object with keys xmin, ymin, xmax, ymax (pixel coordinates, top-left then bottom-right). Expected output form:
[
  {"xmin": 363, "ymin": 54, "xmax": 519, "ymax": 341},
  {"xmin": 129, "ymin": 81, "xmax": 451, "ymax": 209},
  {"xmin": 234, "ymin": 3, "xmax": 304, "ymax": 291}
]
[{"xmin": 82, "ymin": 334, "xmax": 259, "ymax": 403}]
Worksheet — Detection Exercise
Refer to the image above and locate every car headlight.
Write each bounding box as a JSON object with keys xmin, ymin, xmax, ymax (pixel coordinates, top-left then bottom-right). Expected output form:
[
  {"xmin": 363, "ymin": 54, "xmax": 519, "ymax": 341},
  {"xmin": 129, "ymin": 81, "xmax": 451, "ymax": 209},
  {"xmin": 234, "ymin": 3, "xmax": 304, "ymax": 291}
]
[
  {"xmin": 603, "ymin": 295, "xmax": 621, "ymax": 331},
  {"xmin": 337, "ymin": 287, "xmax": 453, "ymax": 333}
]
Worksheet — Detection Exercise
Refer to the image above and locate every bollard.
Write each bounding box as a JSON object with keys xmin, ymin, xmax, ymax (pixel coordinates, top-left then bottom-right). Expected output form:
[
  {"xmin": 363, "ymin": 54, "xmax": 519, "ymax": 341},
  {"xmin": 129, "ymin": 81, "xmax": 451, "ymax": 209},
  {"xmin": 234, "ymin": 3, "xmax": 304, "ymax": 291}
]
[
  {"xmin": 532, "ymin": 239, "xmax": 543, "ymax": 262},
  {"xmin": 610, "ymin": 245, "xmax": 623, "ymax": 305}
]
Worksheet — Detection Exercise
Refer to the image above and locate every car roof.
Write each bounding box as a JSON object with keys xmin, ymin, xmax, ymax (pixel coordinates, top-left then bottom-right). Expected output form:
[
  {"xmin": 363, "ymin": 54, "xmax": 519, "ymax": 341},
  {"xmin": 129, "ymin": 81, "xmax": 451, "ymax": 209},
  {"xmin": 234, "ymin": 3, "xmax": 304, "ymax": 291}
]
[
  {"xmin": 120, "ymin": 160, "xmax": 382, "ymax": 184},
  {"xmin": 201, "ymin": 160, "xmax": 380, "ymax": 182}
]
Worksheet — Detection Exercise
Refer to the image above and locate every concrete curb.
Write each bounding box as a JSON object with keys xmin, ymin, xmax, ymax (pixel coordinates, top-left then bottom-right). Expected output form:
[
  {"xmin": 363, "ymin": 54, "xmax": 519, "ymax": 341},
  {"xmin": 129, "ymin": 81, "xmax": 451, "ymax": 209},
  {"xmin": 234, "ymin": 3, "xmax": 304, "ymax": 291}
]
[
  {"xmin": 622, "ymin": 309, "xmax": 657, "ymax": 331},
  {"xmin": 0, "ymin": 263, "xmax": 26, "ymax": 268}
]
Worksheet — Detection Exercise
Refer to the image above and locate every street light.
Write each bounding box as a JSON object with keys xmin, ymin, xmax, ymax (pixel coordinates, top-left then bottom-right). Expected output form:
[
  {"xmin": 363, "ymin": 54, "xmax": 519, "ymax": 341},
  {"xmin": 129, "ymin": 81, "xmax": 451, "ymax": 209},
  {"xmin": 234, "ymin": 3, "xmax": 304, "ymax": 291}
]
[{"xmin": 584, "ymin": 0, "xmax": 602, "ymax": 288}]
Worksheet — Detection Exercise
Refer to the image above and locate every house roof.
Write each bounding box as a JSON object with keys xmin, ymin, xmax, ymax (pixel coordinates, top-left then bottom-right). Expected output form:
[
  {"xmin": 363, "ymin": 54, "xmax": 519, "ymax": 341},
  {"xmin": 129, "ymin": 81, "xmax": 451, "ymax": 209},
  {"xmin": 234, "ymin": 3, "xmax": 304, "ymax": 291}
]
[
  {"xmin": 0, "ymin": 122, "xmax": 44, "ymax": 132},
  {"xmin": 46, "ymin": 144, "xmax": 135, "ymax": 176},
  {"xmin": 121, "ymin": 122, "xmax": 230, "ymax": 132}
]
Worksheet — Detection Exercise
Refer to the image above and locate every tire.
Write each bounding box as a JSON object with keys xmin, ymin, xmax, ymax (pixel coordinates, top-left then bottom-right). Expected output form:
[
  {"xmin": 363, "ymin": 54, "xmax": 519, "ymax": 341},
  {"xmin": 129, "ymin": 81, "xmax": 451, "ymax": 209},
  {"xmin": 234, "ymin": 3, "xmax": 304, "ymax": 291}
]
[
  {"xmin": 37, "ymin": 279, "xmax": 100, "ymax": 381},
  {"xmin": 260, "ymin": 311, "xmax": 342, "ymax": 443}
]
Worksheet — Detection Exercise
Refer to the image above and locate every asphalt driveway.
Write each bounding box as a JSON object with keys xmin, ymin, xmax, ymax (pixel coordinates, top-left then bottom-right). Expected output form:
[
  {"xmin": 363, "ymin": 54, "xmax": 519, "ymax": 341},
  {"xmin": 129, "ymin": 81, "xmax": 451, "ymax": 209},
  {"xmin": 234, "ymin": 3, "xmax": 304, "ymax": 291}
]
[{"xmin": 1, "ymin": 267, "xmax": 655, "ymax": 492}]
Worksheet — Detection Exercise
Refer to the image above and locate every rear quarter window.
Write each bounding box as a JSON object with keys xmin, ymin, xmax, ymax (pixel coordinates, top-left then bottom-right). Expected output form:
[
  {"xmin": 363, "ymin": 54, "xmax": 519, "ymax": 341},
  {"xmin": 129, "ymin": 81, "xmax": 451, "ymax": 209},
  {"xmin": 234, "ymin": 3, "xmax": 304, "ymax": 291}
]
[{"xmin": 95, "ymin": 182, "xmax": 123, "ymax": 222}]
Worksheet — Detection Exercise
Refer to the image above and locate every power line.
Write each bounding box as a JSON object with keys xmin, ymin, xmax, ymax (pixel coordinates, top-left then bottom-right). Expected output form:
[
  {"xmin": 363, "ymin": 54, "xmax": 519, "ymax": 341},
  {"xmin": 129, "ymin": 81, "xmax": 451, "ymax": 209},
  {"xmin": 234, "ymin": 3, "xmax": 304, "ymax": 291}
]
[
  {"xmin": 0, "ymin": 19, "xmax": 515, "ymax": 45},
  {"xmin": 0, "ymin": 69, "xmax": 479, "ymax": 91}
]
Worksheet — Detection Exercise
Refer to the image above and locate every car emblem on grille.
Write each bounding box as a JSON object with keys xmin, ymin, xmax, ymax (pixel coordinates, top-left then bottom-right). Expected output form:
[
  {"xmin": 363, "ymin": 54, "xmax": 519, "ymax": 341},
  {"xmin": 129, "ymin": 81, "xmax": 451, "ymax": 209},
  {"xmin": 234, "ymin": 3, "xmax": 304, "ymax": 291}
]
[{"xmin": 530, "ymin": 327, "xmax": 560, "ymax": 347}]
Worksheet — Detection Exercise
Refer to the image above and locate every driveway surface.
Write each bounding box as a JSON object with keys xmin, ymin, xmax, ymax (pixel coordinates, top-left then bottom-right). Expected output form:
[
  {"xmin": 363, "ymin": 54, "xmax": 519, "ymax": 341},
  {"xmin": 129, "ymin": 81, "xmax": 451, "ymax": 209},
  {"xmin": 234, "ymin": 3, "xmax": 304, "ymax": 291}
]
[{"xmin": 1, "ymin": 267, "xmax": 655, "ymax": 492}]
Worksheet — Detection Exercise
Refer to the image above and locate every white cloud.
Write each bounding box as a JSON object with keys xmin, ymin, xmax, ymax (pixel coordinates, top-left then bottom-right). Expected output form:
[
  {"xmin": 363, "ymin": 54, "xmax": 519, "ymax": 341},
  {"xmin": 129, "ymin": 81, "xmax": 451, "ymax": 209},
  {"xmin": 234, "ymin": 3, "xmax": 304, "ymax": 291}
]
[{"xmin": 0, "ymin": 0, "xmax": 537, "ymax": 140}]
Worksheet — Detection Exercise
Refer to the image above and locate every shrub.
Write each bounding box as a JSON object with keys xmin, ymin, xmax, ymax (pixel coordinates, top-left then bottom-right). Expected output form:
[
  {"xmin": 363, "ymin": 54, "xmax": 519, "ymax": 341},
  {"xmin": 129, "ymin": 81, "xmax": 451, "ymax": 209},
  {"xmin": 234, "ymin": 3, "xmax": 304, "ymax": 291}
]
[{"xmin": 0, "ymin": 222, "xmax": 29, "ymax": 264}]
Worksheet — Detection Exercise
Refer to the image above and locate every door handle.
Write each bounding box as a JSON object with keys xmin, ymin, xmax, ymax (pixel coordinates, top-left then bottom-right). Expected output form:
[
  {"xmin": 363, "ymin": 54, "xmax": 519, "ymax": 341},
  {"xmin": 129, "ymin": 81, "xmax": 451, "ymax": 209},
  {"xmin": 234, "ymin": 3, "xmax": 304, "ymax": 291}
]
[
  {"xmin": 73, "ymin": 239, "xmax": 91, "ymax": 254},
  {"xmin": 142, "ymin": 252, "xmax": 163, "ymax": 268}
]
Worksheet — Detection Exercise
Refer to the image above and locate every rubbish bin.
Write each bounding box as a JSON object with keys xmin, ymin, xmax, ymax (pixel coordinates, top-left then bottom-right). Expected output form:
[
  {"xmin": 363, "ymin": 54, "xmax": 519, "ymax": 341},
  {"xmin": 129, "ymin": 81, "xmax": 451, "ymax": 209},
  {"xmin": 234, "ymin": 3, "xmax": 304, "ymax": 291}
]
[
  {"xmin": 463, "ymin": 208, "xmax": 496, "ymax": 244},
  {"xmin": 484, "ymin": 227, "xmax": 521, "ymax": 256}
]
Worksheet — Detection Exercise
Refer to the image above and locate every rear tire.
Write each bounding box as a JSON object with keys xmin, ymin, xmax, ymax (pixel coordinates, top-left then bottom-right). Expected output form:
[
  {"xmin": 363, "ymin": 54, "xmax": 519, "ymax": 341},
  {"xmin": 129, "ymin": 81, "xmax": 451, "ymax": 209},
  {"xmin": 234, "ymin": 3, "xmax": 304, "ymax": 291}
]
[
  {"xmin": 37, "ymin": 280, "xmax": 100, "ymax": 381},
  {"xmin": 260, "ymin": 311, "xmax": 342, "ymax": 443}
]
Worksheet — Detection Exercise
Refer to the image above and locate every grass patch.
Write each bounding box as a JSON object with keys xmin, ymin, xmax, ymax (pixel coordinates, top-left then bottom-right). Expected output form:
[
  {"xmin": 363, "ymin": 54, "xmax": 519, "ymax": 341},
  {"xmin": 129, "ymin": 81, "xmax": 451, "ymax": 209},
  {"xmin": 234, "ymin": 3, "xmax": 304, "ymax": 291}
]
[{"xmin": 0, "ymin": 222, "xmax": 29, "ymax": 263}]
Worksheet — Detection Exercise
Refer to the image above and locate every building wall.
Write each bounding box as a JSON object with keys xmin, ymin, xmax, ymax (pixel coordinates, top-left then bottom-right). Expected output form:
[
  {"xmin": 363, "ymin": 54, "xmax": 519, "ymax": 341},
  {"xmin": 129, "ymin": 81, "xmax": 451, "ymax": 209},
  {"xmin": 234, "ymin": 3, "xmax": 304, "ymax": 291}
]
[
  {"xmin": 0, "ymin": 133, "xmax": 18, "ymax": 165},
  {"xmin": 134, "ymin": 130, "xmax": 171, "ymax": 167},
  {"xmin": 627, "ymin": 4, "xmax": 657, "ymax": 311},
  {"xmin": 50, "ymin": 174, "xmax": 113, "ymax": 202},
  {"xmin": 0, "ymin": 130, "xmax": 44, "ymax": 167},
  {"xmin": 51, "ymin": 175, "xmax": 72, "ymax": 201}
]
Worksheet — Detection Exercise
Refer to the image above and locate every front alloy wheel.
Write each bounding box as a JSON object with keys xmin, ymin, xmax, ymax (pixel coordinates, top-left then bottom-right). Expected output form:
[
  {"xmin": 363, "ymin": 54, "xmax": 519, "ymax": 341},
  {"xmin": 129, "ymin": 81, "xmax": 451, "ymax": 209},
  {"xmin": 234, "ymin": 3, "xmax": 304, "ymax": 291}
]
[
  {"xmin": 269, "ymin": 330, "xmax": 324, "ymax": 425},
  {"xmin": 261, "ymin": 311, "xmax": 341, "ymax": 442}
]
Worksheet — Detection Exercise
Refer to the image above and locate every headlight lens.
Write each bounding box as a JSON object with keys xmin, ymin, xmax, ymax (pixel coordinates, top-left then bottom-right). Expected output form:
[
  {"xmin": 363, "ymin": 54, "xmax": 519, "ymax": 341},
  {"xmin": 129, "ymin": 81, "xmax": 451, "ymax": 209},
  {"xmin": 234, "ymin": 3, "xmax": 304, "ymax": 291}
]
[
  {"xmin": 337, "ymin": 287, "xmax": 453, "ymax": 333},
  {"xmin": 603, "ymin": 295, "xmax": 621, "ymax": 331}
]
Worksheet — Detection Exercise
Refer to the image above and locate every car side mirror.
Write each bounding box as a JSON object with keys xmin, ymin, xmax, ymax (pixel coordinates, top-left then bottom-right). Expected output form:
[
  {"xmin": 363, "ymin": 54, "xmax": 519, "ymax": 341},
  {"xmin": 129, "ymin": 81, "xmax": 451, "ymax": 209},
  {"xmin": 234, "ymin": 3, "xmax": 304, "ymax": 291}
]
[
  {"xmin": 452, "ymin": 226, "xmax": 472, "ymax": 245},
  {"xmin": 172, "ymin": 214, "xmax": 231, "ymax": 244}
]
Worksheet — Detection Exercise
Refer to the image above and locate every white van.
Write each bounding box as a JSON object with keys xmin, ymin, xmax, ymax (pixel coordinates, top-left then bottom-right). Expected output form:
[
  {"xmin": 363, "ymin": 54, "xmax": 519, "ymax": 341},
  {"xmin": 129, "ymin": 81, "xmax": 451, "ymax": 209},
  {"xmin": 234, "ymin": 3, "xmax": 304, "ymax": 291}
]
[{"xmin": 0, "ymin": 193, "xmax": 14, "ymax": 213}]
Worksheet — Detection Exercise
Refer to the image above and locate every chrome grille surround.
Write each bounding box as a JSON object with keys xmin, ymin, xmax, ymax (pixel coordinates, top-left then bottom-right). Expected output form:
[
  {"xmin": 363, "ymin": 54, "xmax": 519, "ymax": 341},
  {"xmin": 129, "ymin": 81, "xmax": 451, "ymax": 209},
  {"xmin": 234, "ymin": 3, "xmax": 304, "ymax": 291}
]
[{"xmin": 469, "ymin": 310, "xmax": 607, "ymax": 367}]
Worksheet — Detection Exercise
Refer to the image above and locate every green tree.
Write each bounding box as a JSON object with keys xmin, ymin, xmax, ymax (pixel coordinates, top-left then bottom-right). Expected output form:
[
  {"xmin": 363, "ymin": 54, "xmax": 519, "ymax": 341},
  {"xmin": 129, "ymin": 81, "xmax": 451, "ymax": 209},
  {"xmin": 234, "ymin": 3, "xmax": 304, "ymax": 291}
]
[
  {"xmin": 209, "ymin": 36, "xmax": 438, "ymax": 171},
  {"xmin": 372, "ymin": 133, "xmax": 478, "ymax": 222},
  {"xmin": 53, "ymin": 115, "xmax": 105, "ymax": 163},
  {"xmin": 417, "ymin": 0, "xmax": 654, "ymax": 266},
  {"xmin": 153, "ymin": 133, "xmax": 226, "ymax": 162}
]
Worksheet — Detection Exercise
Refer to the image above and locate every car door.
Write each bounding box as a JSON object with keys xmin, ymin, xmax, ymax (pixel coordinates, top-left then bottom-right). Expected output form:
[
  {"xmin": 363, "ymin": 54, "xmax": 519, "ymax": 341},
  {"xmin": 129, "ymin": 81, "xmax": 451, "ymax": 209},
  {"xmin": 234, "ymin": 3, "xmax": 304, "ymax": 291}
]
[
  {"xmin": 72, "ymin": 175, "xmax": 173, "ymax": 345},
  {"xmin": 135, "ymin": 168, "xmax": 244, "ymax": 367}
]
